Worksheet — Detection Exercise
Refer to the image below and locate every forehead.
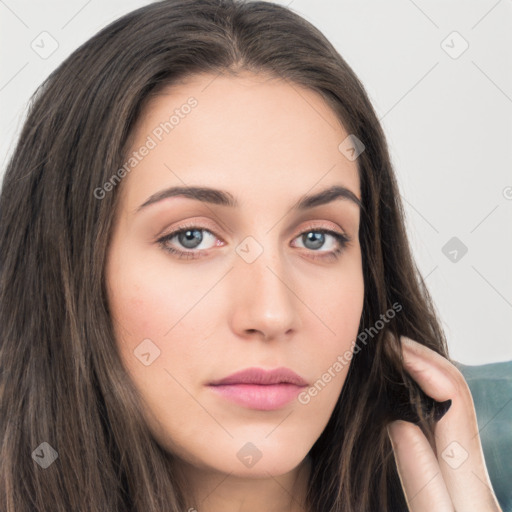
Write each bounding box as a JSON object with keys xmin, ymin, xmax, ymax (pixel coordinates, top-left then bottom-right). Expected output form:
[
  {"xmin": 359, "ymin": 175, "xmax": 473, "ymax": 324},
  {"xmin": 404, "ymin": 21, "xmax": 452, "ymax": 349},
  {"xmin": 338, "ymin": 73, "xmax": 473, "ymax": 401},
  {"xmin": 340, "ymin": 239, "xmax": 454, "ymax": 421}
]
[{"xmin": 121, "ymin": 71, "xmax": 361, "ymax": 208}]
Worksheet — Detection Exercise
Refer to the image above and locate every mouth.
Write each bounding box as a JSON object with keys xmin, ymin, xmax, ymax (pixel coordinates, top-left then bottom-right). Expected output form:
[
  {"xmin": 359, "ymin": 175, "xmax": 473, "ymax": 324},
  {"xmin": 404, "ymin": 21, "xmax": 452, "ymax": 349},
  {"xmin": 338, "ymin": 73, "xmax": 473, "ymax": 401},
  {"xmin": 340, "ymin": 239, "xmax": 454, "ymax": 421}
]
[{"xmin": 208, "ymin": 367, "xmax": 308, "ymax": 411}]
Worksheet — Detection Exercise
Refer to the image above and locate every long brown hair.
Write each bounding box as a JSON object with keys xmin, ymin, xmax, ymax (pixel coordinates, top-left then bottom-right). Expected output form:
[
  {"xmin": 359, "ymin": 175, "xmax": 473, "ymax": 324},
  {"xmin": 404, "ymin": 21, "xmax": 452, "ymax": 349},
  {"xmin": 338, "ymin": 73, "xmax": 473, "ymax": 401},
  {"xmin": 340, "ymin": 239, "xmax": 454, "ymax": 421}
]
[{"xmin": 0, "ymin": 1, "xmax": 449, "ymax": 510}]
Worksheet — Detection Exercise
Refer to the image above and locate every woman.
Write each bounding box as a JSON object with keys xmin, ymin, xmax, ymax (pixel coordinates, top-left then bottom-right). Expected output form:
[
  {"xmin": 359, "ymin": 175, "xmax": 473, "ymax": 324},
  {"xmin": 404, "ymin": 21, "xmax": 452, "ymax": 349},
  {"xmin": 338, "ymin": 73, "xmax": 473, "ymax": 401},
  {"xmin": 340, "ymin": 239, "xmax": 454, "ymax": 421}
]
[{"xmin": 0, "ymin": 0, "xmax": 502, "ymax": 510}]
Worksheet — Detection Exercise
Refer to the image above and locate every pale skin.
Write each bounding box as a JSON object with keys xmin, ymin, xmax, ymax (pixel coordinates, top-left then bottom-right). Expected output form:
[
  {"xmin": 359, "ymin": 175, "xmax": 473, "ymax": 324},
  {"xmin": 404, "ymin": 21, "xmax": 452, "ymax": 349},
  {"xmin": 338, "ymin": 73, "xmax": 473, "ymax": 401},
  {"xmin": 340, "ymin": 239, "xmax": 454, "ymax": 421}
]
[
  {"xmin": 105, "ymin": 71, "xmax": 502, "ymax": 511},
  {"xmin": 388, "ymin": 336, "xmax": 503, "ymax": 511}
]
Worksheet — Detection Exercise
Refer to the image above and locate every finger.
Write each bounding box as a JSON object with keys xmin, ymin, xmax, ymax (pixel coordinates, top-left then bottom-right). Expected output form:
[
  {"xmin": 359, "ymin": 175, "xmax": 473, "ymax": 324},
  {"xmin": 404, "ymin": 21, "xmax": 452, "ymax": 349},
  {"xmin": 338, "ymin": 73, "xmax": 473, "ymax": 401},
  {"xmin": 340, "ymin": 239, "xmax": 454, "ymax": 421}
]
[
  {"xmin": 400, "ymin": 336, "xmax": 503, "ymax": 511},
  {"xmin": 388, "ymin": 420, "xmax": 454, "ymax": 512}
]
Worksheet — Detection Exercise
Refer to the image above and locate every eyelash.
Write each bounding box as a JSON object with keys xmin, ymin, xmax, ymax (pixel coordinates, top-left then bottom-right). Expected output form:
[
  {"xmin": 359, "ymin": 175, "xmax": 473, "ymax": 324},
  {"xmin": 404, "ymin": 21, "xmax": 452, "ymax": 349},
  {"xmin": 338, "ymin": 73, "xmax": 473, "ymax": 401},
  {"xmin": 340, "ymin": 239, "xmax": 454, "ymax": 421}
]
[{"xmin": 156, "ymin": 222, "xmax": 351, "ymax": 262}]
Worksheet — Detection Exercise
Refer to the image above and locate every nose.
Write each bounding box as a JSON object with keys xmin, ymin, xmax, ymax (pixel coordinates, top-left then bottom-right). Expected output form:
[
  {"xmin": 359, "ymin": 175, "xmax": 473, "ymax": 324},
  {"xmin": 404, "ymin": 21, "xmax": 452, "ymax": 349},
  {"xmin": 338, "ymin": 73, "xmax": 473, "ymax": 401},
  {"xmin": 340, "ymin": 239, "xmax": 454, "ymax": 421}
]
[{"xmin": 229, "ymin": 244, "xmax": 302, "ymax": 342}]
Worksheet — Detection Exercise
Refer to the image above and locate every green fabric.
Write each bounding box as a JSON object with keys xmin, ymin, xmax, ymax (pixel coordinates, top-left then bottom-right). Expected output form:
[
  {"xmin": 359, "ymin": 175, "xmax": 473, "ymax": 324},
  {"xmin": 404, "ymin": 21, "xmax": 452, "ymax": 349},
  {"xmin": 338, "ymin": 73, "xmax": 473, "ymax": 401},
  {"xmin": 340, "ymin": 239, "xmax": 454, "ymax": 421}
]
[{"xmin": 457, "ymin": 360, "xmax": 512, "ymax": 512}]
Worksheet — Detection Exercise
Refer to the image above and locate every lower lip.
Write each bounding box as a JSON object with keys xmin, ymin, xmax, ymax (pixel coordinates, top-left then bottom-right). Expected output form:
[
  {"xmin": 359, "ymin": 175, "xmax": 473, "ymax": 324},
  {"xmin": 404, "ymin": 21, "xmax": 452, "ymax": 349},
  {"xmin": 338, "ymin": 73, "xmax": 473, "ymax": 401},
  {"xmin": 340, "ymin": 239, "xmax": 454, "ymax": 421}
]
[{"xmin": 208, "ymin": 383, "xmax": 306, "ymax": 410}]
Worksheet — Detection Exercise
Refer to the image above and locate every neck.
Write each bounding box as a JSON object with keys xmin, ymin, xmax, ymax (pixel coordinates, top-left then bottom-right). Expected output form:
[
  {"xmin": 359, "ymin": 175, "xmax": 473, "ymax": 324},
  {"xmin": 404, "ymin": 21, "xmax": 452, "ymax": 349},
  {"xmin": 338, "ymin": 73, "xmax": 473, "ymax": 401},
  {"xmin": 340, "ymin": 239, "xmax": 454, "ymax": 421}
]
[{"xmin": 177, "ymin": 455, "xmax": 312, "ymax": 512}]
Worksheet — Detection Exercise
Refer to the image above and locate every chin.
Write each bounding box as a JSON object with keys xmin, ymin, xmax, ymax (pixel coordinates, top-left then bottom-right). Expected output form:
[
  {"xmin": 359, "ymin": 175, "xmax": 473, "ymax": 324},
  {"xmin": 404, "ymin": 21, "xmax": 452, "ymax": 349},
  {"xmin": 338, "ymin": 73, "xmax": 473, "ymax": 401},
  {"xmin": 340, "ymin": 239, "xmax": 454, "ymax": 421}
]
[{"xmin": 185, "ymin": 437, "xmax": 312, "ymax": 478}]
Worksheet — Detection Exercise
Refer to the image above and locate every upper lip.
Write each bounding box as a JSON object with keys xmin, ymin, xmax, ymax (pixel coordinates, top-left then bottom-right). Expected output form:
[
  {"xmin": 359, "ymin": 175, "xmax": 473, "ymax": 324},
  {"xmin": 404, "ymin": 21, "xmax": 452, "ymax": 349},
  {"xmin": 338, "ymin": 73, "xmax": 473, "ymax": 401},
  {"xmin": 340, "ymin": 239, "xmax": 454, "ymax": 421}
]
[{"xmin": 209, "ymin": 367, "xmax": 308, "ymax": 386}]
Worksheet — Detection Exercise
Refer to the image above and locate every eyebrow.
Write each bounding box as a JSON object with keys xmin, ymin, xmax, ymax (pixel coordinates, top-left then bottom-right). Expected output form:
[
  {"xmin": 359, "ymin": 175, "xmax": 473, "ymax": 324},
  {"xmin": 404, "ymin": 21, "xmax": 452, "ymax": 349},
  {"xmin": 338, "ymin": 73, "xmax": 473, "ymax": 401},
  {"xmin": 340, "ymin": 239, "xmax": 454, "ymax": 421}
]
[{"xmin": 136, "ymin": 184, "xmax": 362, "ymax": 212}]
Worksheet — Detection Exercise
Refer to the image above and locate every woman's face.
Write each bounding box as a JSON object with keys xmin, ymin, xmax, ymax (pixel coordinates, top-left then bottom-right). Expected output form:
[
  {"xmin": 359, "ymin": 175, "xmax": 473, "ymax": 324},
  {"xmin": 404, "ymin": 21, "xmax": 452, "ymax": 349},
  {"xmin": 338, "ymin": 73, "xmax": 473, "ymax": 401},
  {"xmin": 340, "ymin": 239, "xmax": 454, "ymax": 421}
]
[{"xmin": 105, "ymin": 71, "xmax": 364, "ymax": 482}]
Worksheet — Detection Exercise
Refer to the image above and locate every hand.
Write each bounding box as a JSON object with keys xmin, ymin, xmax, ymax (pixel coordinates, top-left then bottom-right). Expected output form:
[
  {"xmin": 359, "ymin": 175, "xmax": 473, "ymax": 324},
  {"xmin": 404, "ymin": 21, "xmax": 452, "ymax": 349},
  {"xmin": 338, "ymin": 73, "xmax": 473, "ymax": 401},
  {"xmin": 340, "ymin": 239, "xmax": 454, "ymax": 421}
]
[{"xmin": 387, "ymin": 335, "xmax": 503, "ymax": 512}]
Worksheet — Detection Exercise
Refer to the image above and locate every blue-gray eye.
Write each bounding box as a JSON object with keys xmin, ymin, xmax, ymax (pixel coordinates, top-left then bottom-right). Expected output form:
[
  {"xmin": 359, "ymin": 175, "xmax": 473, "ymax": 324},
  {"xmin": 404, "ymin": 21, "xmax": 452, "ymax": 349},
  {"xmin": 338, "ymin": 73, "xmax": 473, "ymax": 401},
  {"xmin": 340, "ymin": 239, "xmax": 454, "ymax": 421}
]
[
  {"xmin": 302, "ymin": 231, "xmax": 325, "ymax": 250},
  {"xmin": 177, "ymin": 229, "xmax": 203, "ymax": 249}
]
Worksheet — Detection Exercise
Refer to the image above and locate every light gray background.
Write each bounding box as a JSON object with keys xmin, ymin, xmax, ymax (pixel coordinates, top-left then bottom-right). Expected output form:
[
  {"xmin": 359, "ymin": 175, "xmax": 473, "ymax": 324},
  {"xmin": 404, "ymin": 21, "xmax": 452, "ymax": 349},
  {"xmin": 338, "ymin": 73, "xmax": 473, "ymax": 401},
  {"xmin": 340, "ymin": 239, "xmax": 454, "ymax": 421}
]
[{"xmin": 1, "ymin": 0, "xmax": 511, "ymax": 364}]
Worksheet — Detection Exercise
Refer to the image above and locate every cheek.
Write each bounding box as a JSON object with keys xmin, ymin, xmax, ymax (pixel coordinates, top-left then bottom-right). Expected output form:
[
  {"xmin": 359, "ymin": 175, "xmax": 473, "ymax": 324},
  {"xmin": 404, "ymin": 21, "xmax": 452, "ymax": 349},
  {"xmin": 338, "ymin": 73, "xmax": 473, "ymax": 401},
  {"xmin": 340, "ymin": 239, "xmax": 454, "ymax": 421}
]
[
  {"xmin": 108, "ymin": 277, "xmax": 167, "ymax": 353},
  {"xmin": 107, "ymin": 251, "xmax": 216, "ymax": 342},
  {"xmin": 105, "ymin": 251, "xmax": 225, "ymax": 393},
  {"xmin": 308, "ymin": 256, "xmax": 364, "ymax": 351},
  {"xmin": 292, "ymin": 260, "xmax": 364, "ymax": 410},
  {"xmin": 106, "ymin": 252, "xmax": 175, "ymax": 383}
]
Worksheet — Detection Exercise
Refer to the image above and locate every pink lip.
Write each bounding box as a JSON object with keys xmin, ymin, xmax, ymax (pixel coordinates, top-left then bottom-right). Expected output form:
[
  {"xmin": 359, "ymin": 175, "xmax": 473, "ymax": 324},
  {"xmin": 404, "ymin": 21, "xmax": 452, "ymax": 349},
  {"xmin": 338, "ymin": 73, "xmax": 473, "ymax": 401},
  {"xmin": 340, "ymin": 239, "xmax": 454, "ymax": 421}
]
[{"xmin": 208, "ymin": 367, "xmax": 308, "ymax": 411}]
